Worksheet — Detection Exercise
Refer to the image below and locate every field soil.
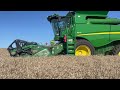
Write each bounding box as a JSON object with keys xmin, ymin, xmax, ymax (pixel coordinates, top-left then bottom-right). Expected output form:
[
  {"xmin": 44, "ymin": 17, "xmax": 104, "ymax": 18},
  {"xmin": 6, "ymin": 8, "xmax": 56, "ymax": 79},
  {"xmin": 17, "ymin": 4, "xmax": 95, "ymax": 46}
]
[{"xmin": 0, "ymin": 48, "xmax": 120, "ymax": 79}]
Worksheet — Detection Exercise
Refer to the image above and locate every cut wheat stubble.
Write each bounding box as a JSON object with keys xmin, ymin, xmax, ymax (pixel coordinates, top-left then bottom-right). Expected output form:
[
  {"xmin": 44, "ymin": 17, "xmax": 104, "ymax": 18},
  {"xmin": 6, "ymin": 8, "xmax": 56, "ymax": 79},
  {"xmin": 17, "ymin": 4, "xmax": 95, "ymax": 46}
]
[{"xmin": 0, "ymin": 48, "xmax": 120, "ymax": 79}]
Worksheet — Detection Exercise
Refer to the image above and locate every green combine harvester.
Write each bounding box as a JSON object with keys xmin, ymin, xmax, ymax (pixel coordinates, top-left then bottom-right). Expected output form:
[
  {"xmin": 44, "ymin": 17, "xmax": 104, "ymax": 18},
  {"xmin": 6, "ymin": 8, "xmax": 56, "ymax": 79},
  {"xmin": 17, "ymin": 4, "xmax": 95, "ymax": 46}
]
[{"xmin": 7, "ymin": 11, "xmax": 120, "ymax": 57}]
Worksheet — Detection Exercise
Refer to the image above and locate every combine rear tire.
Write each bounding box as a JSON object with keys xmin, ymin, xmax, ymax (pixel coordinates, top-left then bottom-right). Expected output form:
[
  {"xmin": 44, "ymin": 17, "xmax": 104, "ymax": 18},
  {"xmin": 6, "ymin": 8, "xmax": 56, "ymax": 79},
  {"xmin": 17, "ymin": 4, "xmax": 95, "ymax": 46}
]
[
  {"xmin": 75, "ymin": 39, "xmax": 95, "ymax": 56},
  {"xmin": 110, "ymin": 44, "xmax": 120, "ymax": 56}
]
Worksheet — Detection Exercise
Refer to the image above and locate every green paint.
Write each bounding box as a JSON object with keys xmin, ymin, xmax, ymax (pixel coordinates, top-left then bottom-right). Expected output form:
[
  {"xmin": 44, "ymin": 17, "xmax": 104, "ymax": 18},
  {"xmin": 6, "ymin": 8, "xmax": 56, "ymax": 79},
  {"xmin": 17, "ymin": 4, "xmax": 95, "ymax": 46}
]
[
  {"xmin": 47, "ymin": 11, "xmax": 120, "ymax": 55},
  {"xmin": 8, "ymin": 11, "xmax": 120, "ymax": 57}
]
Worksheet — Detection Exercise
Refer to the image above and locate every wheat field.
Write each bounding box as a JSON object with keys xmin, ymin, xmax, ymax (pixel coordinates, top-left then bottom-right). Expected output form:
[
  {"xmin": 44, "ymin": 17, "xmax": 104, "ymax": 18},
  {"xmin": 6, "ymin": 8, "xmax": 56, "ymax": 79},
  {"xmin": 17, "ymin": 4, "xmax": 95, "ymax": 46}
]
[{"xmin": 0, "ymin": 48, "xmax": 120, "ymax": 79}]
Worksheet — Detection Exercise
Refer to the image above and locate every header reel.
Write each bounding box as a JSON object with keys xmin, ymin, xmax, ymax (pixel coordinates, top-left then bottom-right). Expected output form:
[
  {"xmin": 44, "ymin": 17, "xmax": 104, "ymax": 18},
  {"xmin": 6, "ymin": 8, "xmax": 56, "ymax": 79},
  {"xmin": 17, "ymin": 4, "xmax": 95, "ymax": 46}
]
[{"xmin": 7, "ymin": 39, "xmax": 38, "ymax": 57}]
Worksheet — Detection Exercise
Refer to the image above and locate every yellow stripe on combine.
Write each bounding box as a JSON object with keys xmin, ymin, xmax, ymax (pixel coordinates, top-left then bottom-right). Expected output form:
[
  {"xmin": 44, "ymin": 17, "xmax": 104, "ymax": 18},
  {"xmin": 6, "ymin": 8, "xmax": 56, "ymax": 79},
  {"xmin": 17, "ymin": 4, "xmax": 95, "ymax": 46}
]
[
  {"xmin": 77, "ymin": 32, "xmax": 120, "ymax": 36},
  {"xmin": 110, "ymin": 32, "xmax": 120, "ymax": 34}
]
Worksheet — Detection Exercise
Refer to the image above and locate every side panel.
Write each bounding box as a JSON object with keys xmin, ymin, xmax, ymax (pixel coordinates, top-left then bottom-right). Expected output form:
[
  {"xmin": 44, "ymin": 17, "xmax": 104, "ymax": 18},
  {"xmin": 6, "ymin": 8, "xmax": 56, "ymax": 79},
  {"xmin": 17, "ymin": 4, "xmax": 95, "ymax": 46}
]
[
  {"xmin": 75, "ymin": 24, "xmax": 110, "ymax": 47},
  {"xmin": 110, "ymin": 25, "xmax": 120, "ymax": 42},
  {"xmin": 75, "ymin": 11, "xmax": 108, "ymax": 23}
]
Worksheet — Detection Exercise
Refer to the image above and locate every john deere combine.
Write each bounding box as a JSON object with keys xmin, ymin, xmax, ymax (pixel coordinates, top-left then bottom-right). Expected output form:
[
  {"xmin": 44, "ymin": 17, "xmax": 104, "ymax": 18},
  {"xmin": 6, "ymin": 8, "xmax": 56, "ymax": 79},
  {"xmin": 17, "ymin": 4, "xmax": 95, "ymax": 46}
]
[{"xmin": 7, "ymin": 11, "xmax": 120, "ymax": 57}]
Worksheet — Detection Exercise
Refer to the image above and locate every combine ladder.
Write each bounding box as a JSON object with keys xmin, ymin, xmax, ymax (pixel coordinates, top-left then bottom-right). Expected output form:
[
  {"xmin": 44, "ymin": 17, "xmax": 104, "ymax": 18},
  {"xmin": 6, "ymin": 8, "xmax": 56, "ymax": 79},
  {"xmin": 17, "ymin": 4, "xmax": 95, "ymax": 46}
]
[{"xmin": 66, "ymin": 36, "xmax": 75, "ymax": 55}]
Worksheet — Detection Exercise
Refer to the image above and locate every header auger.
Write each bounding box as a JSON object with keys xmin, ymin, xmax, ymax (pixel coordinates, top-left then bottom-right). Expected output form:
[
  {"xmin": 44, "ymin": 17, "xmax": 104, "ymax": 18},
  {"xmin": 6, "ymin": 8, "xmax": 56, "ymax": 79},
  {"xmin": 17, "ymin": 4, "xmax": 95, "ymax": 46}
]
[{"xmin": 7, "ymin": 11, "xmax": 120, "ymax": 57}]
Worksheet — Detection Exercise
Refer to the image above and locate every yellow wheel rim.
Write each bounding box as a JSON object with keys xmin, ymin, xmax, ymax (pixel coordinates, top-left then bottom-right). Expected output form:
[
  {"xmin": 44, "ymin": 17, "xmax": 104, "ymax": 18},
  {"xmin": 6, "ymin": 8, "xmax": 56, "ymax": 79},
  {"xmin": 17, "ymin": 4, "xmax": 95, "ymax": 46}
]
[
  {"xmin": 118, "ymin": 52, "xmax": 120, "ymax": 56},
  {"xmin": 75, "ymin": 45, "xmax": 91, "ymax": 56}
]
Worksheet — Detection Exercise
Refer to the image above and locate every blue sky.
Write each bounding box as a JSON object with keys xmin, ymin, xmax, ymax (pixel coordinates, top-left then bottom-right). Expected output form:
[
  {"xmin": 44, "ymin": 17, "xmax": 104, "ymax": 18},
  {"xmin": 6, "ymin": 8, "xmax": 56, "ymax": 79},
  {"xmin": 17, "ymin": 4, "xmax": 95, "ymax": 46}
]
[{"xmin": 0, "ymin": 11, "xmax": 120, "ymax": 48}]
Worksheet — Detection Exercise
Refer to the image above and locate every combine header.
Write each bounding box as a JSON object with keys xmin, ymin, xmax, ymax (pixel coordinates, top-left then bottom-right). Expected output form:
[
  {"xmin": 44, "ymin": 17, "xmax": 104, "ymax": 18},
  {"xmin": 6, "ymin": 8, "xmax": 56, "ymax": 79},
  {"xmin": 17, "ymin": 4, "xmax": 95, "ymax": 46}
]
[{"xmin": 8, "ymin": 11, "xmax": 120, "ymax": 57}]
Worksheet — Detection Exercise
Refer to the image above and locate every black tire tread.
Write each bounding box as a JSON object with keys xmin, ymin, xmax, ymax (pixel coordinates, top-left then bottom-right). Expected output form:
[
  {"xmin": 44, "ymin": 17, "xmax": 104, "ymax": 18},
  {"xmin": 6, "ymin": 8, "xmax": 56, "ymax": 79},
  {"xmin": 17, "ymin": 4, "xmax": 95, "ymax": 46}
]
[{"xmin": 111, "ymin": 44, "xmax": 120, "ymax": 55}]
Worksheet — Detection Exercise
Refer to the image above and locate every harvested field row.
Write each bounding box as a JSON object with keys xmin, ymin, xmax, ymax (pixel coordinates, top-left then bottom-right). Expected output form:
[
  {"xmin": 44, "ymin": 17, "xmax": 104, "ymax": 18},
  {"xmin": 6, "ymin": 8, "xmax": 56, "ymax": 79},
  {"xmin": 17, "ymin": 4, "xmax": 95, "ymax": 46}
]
[{"xmin": 0, "ymin": 48, "xmax": 120, "ymax": 79}]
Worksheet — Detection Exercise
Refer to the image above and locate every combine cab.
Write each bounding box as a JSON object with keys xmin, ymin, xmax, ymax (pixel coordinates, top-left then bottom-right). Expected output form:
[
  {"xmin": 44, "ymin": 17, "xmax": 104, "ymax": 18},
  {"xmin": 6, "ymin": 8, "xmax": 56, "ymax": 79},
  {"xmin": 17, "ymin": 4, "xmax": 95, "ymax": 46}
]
[{"xmin": 7, "ymin": 11, "xmax": 120, "ymax": 57}]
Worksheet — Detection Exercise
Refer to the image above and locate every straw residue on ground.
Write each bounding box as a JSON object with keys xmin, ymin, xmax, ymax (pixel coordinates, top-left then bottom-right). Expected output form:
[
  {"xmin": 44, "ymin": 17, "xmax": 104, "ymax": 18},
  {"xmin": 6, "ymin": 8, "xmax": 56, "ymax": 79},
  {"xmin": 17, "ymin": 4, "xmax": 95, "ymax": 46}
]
[{"xmin": 0, "ymin": 48, "xmax": 120, "ymax": 79}]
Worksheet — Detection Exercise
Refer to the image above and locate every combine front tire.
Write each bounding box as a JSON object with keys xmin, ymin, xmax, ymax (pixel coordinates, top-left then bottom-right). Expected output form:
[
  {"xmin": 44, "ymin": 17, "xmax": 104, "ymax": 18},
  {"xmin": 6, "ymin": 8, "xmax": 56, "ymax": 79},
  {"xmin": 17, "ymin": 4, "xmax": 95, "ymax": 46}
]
[{"xmin": 75, "ymin": 39, "xmax": 95, "ymax": 56}]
